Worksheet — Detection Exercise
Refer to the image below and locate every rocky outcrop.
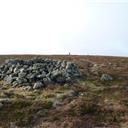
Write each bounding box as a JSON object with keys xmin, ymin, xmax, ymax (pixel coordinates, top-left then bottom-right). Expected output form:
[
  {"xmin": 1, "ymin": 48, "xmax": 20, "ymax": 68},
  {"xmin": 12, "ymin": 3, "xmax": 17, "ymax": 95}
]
[{"xmin": 0, "ymin": 58, "xmax": 81, "ymax": 89}]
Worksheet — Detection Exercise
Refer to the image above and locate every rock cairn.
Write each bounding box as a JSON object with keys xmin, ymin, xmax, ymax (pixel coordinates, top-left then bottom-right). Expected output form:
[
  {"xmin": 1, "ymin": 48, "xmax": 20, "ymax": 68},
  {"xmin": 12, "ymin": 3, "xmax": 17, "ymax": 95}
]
[{"xmin": 0, "ymin": 58, "xmax": 80, "ymax": 89}]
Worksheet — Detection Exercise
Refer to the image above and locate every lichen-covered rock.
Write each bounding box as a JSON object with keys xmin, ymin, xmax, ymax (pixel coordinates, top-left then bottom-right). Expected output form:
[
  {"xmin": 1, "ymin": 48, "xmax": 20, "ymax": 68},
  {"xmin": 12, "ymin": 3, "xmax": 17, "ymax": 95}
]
[
  {"xmin": 33, "ymin": 82, "xmax": 44, "ymax": 89},
  {"xmin": 100, "ymin": 74, "xmax": 113, "ymax": 81},
  {"xmin": 43, "ymin": 77, "xmax": 52, "ymax": 85},
  {"xmin": 18, "ymin": 72, "xmax": 27, "ymax": 78},
  {"xmin": 4, "ymin": 75, "xmax": 14, "ymax": 84}
]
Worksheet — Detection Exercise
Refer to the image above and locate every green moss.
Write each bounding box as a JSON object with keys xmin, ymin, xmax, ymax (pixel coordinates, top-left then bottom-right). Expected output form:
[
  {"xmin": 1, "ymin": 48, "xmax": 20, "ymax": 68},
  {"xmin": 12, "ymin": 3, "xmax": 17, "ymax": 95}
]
[{"xmin": 42, "ymin": 100, "xmax": 53, "ymax": 109}]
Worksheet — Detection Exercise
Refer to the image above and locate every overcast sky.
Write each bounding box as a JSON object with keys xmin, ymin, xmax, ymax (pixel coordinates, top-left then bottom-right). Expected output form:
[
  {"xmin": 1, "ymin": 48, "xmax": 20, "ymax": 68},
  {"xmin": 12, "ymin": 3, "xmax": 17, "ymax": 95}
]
[{"xmin": 0, "ymin": 0, "xmax": 128, "ymax": 56}]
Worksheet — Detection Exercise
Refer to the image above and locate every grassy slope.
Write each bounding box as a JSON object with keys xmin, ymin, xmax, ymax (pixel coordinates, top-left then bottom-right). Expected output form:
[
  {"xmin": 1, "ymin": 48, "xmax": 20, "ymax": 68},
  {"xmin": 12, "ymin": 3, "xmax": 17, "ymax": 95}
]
[{"xmin": 0, "ymin": 55, "xmax": 128, "ymax": 128}]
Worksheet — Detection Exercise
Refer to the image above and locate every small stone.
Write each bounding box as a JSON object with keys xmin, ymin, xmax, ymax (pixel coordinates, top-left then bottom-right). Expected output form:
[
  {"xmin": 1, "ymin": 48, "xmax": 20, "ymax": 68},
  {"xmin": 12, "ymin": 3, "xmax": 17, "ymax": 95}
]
[
  {"xmin": 100, "ymin": 74, "xmax": 113, "ymax": 81},
  {"xmin": 6, "ymin": 67, "xmax": 13, "ymax": 74},
  {"xmin": 79, "ymin": 92, "xmax": 87, "ymax": 96},
  {"xmin": 37, "ymin": 74, "xmax": 45, "ymax": 79},
  {"xmin": 56, "ymin": 75, "xmax": 66, "ymax": 83},
  {"xmin": 61, "ymin": 61, "xmax": 66, "ymax": 68},
  {"xmin": 12, "ymin": 81, "xmax": 19, "ymax": 87},
  {"xmin": 65, "ymin": 77, "xmax": 71, "ymax": 82},
  {"xmin": 4, "ymin": 75, "xmax": 14, "ymax": 84},
  {"xmin": 67, "ymin": 90, "xmax": 76, "ymax": 97},
  {"xmin": 23, "ymin": 86, "xmax": 32, "ymax": 91},
  {"xmin": 33, "ymin": 82, "xmax": 44, "ymax": 89},
  {"xmin": 0, "ymin": 98, "xmax": 12, "ymax": 103},
  {"xmin": 64, "ymin": 84, "xmax": 70, "ymax": 88},
  {"xmin": 18, "ymin": 72, "xmax": 27, "ymax": 78},
  {"xmin": 51, "ymin": 70, "xmax": 60, "ymax": 78},
  {"xmin": 53, "ymin": 100, "xmax": 63, "ymax": 108},
  {"xmin": 19, "ymin": 68, "xmax": 25, "ymax": 73},
  {"xmin": 43, "ymin": 77, "xmax": 52, "ymax": 85},
  {"xmin": 16, "ymin": 77, "xmax": 27, "ymax": 84},
  {"xmin": 36, "ymin": 109, "xmax": 48, "ymax": 117},
  {"xmin": 56, "ymin": 93, "xmax": 65, "ymax": 99},
  {"xmin": 66, "ymin": 62, "xmax": 72, "ymax": 69}
]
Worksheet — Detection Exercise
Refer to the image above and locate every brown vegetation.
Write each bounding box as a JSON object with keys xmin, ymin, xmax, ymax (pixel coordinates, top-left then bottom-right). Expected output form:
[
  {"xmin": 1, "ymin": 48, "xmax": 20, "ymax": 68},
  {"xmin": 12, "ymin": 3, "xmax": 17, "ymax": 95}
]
[{"xmin": 0, "ymin": 55, "xmax": 128, "ymax": 128}]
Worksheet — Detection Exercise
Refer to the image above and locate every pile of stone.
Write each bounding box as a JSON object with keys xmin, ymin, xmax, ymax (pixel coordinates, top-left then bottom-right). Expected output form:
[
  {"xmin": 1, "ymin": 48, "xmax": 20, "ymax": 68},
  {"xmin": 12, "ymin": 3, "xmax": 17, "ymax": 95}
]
[{"xmin": 0, "ymin": 58, "xmax": 80, "ymax": 89}]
